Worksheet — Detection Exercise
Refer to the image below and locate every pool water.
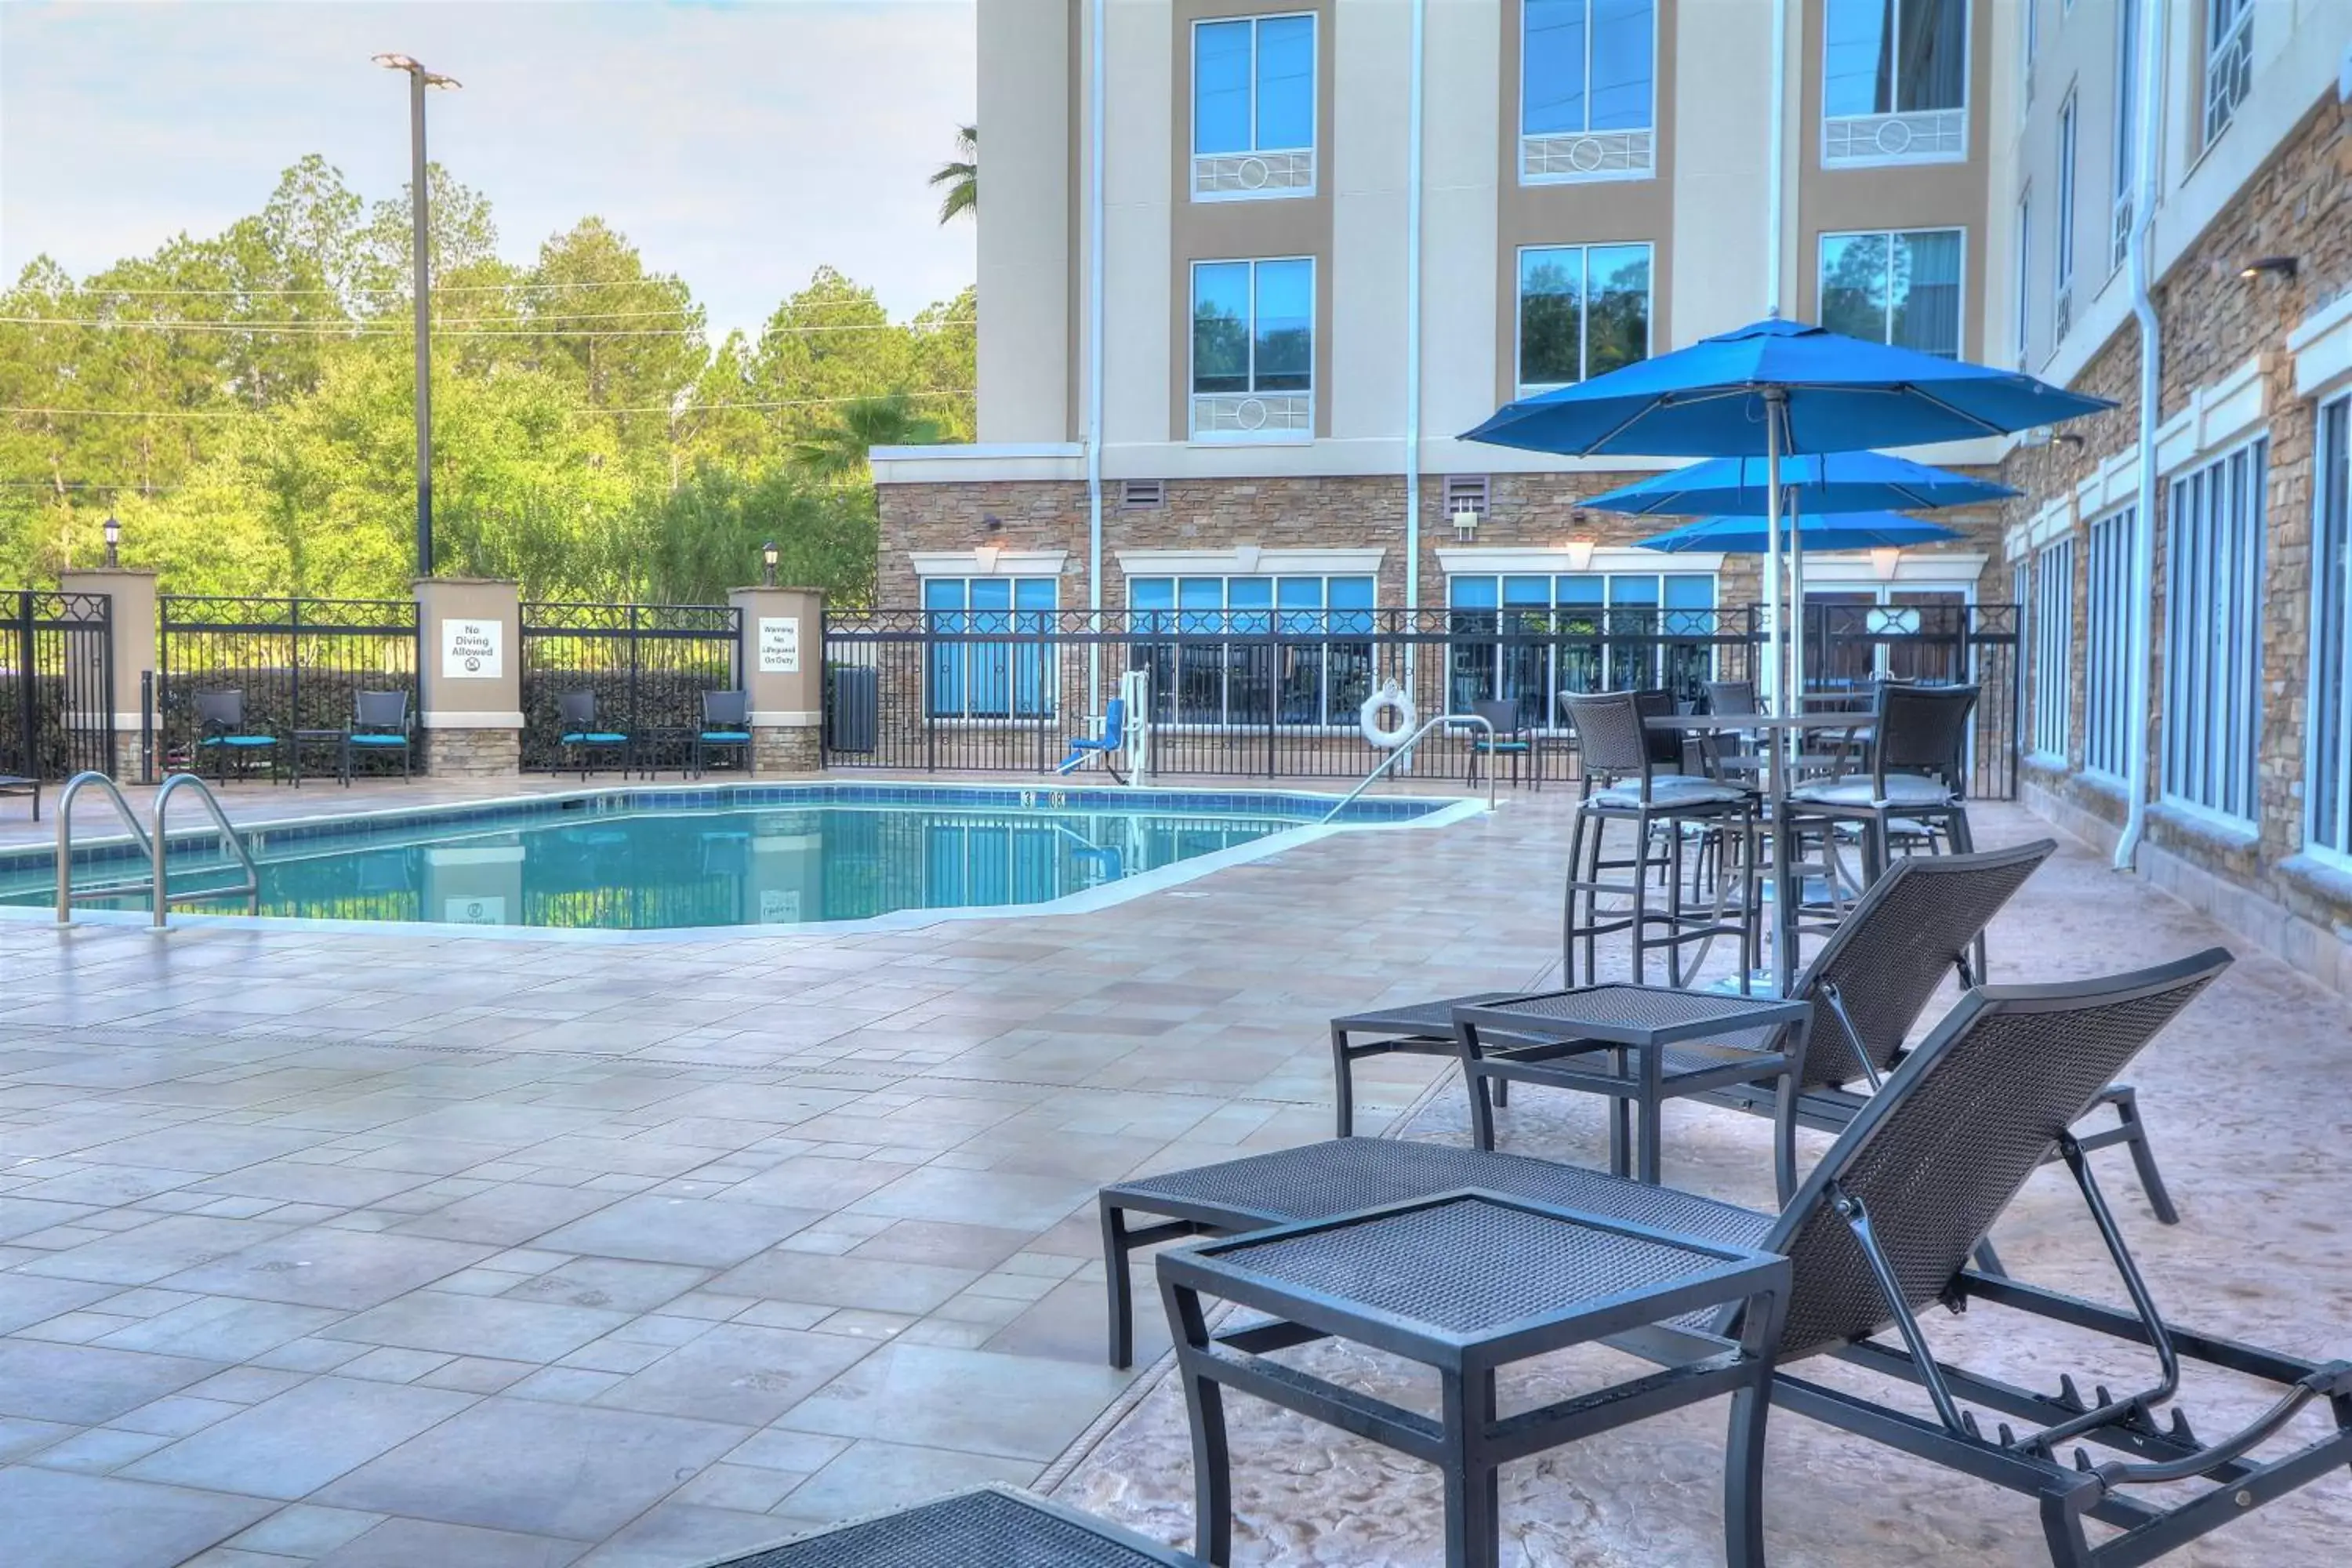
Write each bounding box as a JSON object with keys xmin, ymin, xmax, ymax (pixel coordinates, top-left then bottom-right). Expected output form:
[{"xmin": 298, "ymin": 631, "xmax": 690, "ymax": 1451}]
[{"xmin": 10, "ymin": 786, "xmax": 1461, "ymax": 933}]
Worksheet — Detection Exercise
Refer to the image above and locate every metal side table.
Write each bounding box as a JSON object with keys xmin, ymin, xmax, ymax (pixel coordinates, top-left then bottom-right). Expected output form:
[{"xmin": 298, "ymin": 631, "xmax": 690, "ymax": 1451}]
[
  {"xmin": 1328, "ymin": 992, "xmax": 1531, "ymax": 1138},
  {"xmin": 693, "ymin": 1485, "xmax": 1203, "ymax": 1566},
  {"xmin": 1160, "ymin": 1190, "xmax": 1790, "ymax": 1568},
  {"xmin": 1452, "ymin": 985, "xmax": 1812, "ymax": 1200}
]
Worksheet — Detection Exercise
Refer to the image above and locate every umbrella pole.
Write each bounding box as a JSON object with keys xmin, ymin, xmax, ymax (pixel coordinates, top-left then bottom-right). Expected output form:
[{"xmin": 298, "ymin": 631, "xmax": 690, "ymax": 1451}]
[
  {"xmin": 1764, "ymin": 407, "xmax": 1784, "ymax": 717},
  {"xmin": 1790, "ymin": 492, "xmax": 1808, "ymax": 707}
]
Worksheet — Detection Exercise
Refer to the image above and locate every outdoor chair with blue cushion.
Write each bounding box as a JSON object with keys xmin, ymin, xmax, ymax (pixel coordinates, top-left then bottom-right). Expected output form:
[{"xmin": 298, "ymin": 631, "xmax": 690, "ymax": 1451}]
[
  {"xmin": 1465, "ymin": 696, "xmax": 1533, "ymax": 787},
  {"xmin": 695, "ymin": 688, "xmax": 753, "ymax": 776},
  {"xmin": 347, "ymin": 689, "xmax": 414, "ymax": 782},
  {"xmin": 194, "ymin": 690, "xmax": 277, "ymax": 784},
  {"xmin": 1134, "ymin": 950, "xmax": 2352, "ymax": 1567},
  {"xmin": 1055, "ymin": 696, "xmax": 1126, "ymax": 781},
  {"xmin": 557, "ymin": 689, "xmax": 631, "ymax": 780}
]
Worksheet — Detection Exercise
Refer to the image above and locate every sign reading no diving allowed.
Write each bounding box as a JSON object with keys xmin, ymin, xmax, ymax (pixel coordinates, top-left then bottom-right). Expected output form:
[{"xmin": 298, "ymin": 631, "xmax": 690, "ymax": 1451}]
[{"xmin": 441, "ymin": 619, "xmax": 504, "ymax": 679}]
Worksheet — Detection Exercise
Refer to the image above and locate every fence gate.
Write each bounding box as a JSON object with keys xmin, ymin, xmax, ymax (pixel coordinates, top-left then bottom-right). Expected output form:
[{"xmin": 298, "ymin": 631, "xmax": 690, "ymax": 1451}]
[
  {"xmin": 1, "ymin": 590, "xmax": 114, "ymax": 780},
  {"xmin": 518, "ymin": 603, "xmax": 741, "ymax": 771},
  {"xmin": 157, "ymin": 597, "xmax": 422, "ymax": 775}
]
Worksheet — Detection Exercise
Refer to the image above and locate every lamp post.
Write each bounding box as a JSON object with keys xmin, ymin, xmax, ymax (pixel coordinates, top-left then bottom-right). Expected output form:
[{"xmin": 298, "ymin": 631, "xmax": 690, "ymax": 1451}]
[
  {"xmin": 761, "ymin": 542, "xmax": 779, "ymax": 588},
  {"xmin": 102, "ymin": 515, "xmax": 120, "ymax": 569},
  {"xmin": 373, "ymin": 53, "xmax": 461, "ymax": 579}
]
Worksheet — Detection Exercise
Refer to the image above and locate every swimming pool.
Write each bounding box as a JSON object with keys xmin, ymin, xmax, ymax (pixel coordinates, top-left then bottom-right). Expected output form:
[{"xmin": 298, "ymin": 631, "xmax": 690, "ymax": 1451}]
[{"xmin": 5, "ymin": 784, "xmax": 1476, "ymax": 936}]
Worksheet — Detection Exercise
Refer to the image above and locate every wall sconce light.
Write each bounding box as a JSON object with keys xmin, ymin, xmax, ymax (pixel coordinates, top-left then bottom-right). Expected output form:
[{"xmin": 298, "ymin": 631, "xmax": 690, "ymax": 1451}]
[
  {"xmin": 1561, "ymin": 539, "xmax": 1598, "ymax": 572},
  {"xmin": 1870, "ymin": 546, "xmax": 1904, "ymax": 582},
  {"xmin": 2239, "ymin": 255, "xmax": 2299, "ymax": 281},
  {"xmin": 1451, "ymin": 503, "xmax": 1479, "ymax": 540},
  {"xmin": 979, "ymin": 512, "xmax": 1004, "ymax": 535},
  {"xmin": 760, "ymin": 540, "xmax": 779, "ymax": 587},
  {"xmin": 102, "ymin": 514, "xmax": 121, "ymax": 569}
]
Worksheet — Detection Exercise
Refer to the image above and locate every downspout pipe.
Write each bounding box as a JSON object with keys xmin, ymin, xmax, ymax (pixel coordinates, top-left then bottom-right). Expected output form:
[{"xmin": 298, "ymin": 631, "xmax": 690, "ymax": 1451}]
[
  {"xmin": 1085, "ymin": 0, "xmax": 1107, "ymax": 710},
  {"xmin": 1403, "ymin": 0, "xmax": 1426, "ymax": 626},
  {"xmin": 2114, "ymin": 0, "xmax": 2163, "ymax": 871},
  {"xmin": 1764, "ymin": 0, "xmax": 1786, "ymax": 314}
]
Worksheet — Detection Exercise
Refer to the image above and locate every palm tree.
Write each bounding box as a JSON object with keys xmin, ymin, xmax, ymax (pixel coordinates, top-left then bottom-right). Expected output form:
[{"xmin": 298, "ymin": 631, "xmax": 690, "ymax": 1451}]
[
  {"xmin": 929, "ymin": 125, "xmax": 977, "ymax": 224},
  {"xmin": 789, "ymin": 393, "xmax": 945, "ymax": 480}
]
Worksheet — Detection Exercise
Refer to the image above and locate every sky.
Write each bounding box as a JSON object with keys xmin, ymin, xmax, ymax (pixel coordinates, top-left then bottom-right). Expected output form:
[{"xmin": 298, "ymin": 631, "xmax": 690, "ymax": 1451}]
[{"xmin": 0, "ymin": 0, "xmax": 977, "ymax": 339}]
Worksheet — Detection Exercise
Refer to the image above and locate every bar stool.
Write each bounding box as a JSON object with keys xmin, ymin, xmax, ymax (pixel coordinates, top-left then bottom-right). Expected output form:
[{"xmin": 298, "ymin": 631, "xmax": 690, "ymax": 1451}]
[{"xmin": 1561, "ymin": 690, "xmax": 1756, "ymax": 988}]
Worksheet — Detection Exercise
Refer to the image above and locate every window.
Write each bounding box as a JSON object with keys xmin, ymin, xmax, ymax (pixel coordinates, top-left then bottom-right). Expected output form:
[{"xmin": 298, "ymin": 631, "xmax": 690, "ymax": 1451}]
[
  {"xmin": 2031, "ymin": 536, "xmax": 2073, "ymax": 761},
  {"xmin": 2022, "ymin": 0, "xmax": 2037, "ymax": 93},
  {"xmin": 1192, "ymin": 13, "xmax": 1316, "ymax": 198},
  {"xmin": 2163, "ymin": 437, "xmax": 2267, "ymax": 822},
  {"xmin": 2013, "ymin": 192, "xmax": 2032, "ymax": 366},
  {"xmin": 1824, "ymin": 0, "xmax": 1969, "ymax": 165},
  {"xmin": 1516, "ymin": 243, "xmax": 1653, "ymax": 391},
  {"xmin": 1447, "ymin": 572, "xmax": 1717, "ymax": 721},
  {"xmin": 923, "ymin": 578, "xmax": 1058, "ymax": 719},
  {"xmin": 1521, "ymin": 0, "xmax": 1657, "ymax": 181},
  {"xmin": 1819, "ymin": 228, "xmax": 1964, "ymax": 358},
  {"xmin": 2203, "ymin": 0, "xmax": 2252, "ymax": 148},
  {"xmin": 2053, "ymin": 89, "xmax": 2077, "ymax": 334},
  {"xmin": 2308, "ymin": 398, "xmax": 2352, "ymax": 856},
  {"xmin": 2084, "ymin": 506, "xmax": 2134, "ymax": 779},
  {"xmin": 1129, "ymin": 574, "xmax": 1374, "ymax": 727},
  {"xmin": 1190, "ymin": 258, "xmax": 1314, "ymax": 441},
  {"xmin": 2111, "ymin": 0, "xmax": 2138, "ymax": 271}
]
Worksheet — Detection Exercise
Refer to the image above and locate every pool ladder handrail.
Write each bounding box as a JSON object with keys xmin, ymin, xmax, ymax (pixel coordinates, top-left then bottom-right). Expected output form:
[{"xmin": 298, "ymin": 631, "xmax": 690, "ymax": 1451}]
[
  {"xmin": 1320, "ymin": 713, "xmax": 1496, "ymax": 824},
  {"xmin": 54, "ymin": 771, "xmax": 260, "ymax": 928}
]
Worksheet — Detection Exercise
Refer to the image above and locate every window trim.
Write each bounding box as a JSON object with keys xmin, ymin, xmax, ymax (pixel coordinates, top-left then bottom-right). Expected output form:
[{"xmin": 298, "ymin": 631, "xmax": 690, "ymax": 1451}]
[
  {"xmin": 2054, "ymin": 86, "xmax": 2078, "ymax": 299},
  {"xmin": 1513, "ymin": 241, "xmax": 1657, "ymax": 397},
  {"xmin": 1820, "ymin": 0, "xmax": 1974, "ymax": 169},
  {"xmin": 1188, "ymin": 256, "xmax": 1317, "ymax": 445},
  {"xmin": 2030, "ymin": 535, "xmax": 2074, "ymax": 764},
  {"xmin": 2083, "ymin": 506, "xmax": 2134, "ymax": 782},
  {"xmin": 1816, "ymin": 226, "xmax": 1969, "ymax": 359},
  {"xmin": 1517, "ymin": 0, "xmax": 1661, "ymax": 185},
  {"xmin": 2161, "ymin": 431, "xmax": 2267, "ymax": 825},
  {"xmin": 2305, "ymin": 394, "xmax": 2352, "ymax": 866},
  {"xmin": 1189, "ymin": 11, "xmax": 1320, "ymax": 202}
]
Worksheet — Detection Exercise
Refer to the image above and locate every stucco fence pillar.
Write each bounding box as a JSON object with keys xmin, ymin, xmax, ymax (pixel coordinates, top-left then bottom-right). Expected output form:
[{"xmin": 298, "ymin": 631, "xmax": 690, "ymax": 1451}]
[
  {"xmin": 414, "ymin": 578, "xmax": 523, "ymax": 776},
  {"xmin": 728, "ymin": 586, "xmax": 825, "ymax": 775}
]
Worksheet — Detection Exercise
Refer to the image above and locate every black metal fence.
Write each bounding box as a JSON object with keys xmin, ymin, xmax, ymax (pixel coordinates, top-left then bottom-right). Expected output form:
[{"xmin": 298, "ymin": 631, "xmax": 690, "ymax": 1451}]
[
  {"xmin": 519, "ymin": 601, "xmax": 741, "ymax": 771},
  {"xmin": 1, "ymin": 589, "xmax": 114, "ymax": 780},
  {"xmin": 156, "ymin": 596, "xmax": 421, "ymax": 775},
  {"xmin": 822, "ymin": 602, "xmax": 2021, "ymax": 798}
]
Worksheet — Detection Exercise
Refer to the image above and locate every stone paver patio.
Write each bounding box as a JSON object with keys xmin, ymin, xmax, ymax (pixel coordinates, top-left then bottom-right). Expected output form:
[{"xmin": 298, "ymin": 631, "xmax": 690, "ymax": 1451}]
[{"xmin": 1, "ymin": 779, "xmax": 2347, "ymax": 1566}]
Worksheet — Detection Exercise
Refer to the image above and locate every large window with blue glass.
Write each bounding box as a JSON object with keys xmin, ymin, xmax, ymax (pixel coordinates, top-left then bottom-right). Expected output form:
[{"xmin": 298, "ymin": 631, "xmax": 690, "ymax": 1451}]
[
  {"xmin": 1128, "ymin": 574, "xmax": 1374, "ymax": 726},
  {"xmin": 1193, "ymin": 13, "xmax": 1316, "ymax": 195},
  {"xmin": 921, "ymin": 577, "xmax": 1058, "ymax": 719},
  {"xmin": 1448, "ymin": 572, "xmax": 1717, "ymax": 722},
  {"xmin": 1522, "ymin": 0, "xmax": 1656, "ymax": 147}
]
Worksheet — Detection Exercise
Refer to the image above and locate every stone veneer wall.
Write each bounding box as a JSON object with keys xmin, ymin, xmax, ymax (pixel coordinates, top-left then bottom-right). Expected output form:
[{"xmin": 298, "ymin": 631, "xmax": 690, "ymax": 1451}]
[
  {"xmin": 2002, "ymin": 91, "xmax": 2352, "ymax": 994},
  {"xmin": 423, "ymin": 730, "xmax": 519, "ymax": 779},
  {"xmin": 752, "ymin": 726, "xmax": 822, "ymax": 775}
]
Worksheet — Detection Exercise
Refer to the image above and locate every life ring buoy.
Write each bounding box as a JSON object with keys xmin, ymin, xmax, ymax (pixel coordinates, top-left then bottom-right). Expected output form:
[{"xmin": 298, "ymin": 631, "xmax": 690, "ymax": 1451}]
[{"xmin": 1359, "ymin": 680, "xmax": 1417, "ymax": 748}]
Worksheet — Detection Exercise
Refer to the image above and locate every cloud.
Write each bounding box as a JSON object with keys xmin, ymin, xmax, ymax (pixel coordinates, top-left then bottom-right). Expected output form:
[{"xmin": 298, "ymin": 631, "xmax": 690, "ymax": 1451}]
[{"xmin": 0, "ymin": 0, "xmax": 976, "ymax": 332}]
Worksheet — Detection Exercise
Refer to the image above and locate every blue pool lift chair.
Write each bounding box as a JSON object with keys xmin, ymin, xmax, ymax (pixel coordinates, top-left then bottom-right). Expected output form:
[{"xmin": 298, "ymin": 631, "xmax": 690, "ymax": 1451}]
[
  {"xmin": 347, "ymin": 690, "xmax": 415, "ymax": 782},
  {"xmin": 695, "ymin": 689, "xmax": 754, "ymax": 777},
  {"xmin": 557, "ymin": 690, "xmax": 633, "ymax": 780},
  {"xmin": 1054, "ymin": 697, "xmax": 1127, "ymax": 782},
  {"xmin": 194, "ymin": 691, "xmax": 278, "ymax": 785}
]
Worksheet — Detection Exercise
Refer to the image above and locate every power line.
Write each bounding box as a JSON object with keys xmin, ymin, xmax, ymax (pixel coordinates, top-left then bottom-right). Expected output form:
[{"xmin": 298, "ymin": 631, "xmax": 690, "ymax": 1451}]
[
  {"xmin": 1, "ymin": 388, "xmax": 972, "ymax": 419},
  {"xmin": 0, "ymin": 314, "xmax": 972, "ymax": 337}
]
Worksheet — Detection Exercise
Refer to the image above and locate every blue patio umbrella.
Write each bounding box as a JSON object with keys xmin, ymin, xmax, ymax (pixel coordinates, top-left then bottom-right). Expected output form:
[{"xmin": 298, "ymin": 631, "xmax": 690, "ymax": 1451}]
[
  {"xmin": 1461, "ymin": 316, "xmax": 2107, "ymax": 717},
  {"xmin": 1634, "ymin": 510, "xmax": 1967, "ymax": 555},
  {"xmin": 1579, "ymin": 449, "xmax": 2017, "ymax": 517}
]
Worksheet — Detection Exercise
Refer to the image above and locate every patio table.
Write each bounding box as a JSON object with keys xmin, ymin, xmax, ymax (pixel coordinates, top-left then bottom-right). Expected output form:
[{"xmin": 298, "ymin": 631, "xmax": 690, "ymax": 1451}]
[
  {"xmin": 1648, "ymin": 710, "xmax": 1864, "ymax": 993},
  {"xmin": 1159, "ymin": 1189, "xmax": 1791, "ymax": 1568}
]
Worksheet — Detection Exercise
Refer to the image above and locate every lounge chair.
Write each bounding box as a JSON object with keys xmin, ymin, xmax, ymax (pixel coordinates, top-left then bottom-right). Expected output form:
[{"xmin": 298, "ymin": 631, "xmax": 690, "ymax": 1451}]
[
  {"xmin": 691, "ymin": 1486, "xmax": 1202, "ymax": 1566},
  {"xmin": 1056, "ymin": 696, "xmax": 1127, "ymax": 780},
  {"xmin": 557, "ymin": 689, "xmax": 631, "ymax": 780},
  {"xmin": 1105, "ymin": 842, "xmax": 2185, "ymax": 1371},
  {"xmin": 1160, "ymin": 950, "xmax": 2352, "ymax": 1568},
  {"xmin": 347, "ymin": 690, "xmax": 414, "ymax": 781},
  {"xmin": 0, "ymin": 775, "xmax": 37, "ymax": 820},
  {"xmin": 695, "ymin": 689, "xmax": 753, "ymax": 776},
  {"xmin": 194, "ymin": 690, "xmax": 277, "ymax": 784}
]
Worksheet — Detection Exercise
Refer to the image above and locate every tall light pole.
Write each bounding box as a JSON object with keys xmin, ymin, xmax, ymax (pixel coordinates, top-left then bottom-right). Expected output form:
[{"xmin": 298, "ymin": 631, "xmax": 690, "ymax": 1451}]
[{"xmin": 372, "ymin": 53, "xmax": 459, "ymax": 579}]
